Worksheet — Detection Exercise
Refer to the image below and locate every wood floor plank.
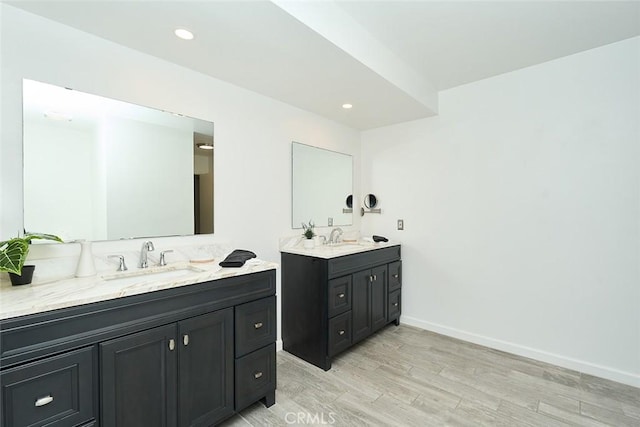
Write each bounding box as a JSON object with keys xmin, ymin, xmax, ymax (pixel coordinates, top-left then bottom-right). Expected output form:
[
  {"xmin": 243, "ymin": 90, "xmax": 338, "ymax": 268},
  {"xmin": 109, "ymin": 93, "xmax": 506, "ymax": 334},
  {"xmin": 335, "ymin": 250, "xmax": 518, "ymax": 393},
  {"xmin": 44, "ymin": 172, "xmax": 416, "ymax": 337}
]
[
  {"xmin": 229, "ymin": 325, "xmax": 639, "ymax": 426},
  {"xmin": 497, "ymin": 400, "xmax": 571, "ymax": 427},
  {"xmin": 538, "ymin": 401, "xmax": 611, "ymax": 427},
  {"xmin": 580, "ymin": 401, "xmax": 640, "ymax": 427}
]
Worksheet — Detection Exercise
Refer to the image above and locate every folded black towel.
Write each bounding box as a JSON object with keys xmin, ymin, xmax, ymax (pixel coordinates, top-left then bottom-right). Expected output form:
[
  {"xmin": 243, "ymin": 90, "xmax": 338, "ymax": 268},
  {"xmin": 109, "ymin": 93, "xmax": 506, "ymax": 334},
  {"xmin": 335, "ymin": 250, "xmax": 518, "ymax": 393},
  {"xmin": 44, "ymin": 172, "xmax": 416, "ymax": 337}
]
[{"xmin": 219, "ymin": 249, "xmax": 257, "ymax": 268}]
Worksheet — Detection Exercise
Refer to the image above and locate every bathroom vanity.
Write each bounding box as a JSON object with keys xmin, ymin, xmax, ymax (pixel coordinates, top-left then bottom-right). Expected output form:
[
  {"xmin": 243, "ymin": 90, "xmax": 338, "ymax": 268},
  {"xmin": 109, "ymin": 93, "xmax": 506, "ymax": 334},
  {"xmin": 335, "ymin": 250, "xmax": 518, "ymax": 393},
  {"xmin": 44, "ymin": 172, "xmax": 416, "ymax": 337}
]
[
  {"xmin": 0, "ymin": 265, "xmax": 277, "ymax": 427},
  {"xmin": 281, "ymin": 243, "xmax": 401, "ymax": 370}
]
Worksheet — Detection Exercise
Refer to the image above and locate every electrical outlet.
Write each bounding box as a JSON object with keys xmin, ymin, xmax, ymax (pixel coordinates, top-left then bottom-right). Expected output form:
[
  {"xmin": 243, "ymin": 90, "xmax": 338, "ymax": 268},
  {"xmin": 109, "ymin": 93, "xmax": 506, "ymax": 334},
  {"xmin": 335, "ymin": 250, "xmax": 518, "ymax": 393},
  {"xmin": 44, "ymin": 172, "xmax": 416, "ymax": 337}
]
[
  {"xmin": 397, "ymin": 219, "xmax": 404, "ymax": 230},
  {"xmin": 328, "ymin": 217, "xmax": 333, "ymax": 226}
]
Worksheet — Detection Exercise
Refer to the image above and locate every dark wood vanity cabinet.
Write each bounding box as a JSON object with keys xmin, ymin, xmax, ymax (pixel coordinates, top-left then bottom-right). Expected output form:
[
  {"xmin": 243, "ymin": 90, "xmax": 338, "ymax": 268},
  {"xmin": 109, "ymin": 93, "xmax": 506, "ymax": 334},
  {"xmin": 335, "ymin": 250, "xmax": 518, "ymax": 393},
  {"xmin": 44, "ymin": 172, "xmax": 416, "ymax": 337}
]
[
  {"xmin": 0, "ymin": 270, "xmax": 276, "ymax": 427},
  {"xmin": 282, "ymin": 246, "xmax": 401, "ymax": 370}
]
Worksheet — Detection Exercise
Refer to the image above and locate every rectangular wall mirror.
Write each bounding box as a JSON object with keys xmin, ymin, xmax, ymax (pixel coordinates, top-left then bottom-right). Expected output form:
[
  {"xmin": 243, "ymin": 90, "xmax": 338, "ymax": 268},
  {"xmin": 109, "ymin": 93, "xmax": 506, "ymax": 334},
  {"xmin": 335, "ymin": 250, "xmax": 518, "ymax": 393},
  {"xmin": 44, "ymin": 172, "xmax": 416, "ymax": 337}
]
[
  {"xmin": 22, "ymin": 79, "xmax": 214, "ymax": 241},
  {"xmin": 291, "ymin": 142, "xmax": 352, "ymax": 229}
]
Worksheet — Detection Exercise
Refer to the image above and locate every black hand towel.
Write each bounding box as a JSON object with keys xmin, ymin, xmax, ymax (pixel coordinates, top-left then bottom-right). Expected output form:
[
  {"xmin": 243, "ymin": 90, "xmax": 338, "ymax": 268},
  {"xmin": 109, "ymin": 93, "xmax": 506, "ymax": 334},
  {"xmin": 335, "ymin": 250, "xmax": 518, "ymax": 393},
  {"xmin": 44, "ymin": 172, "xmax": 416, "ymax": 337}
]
[{"xmin": 219, "ymin": 249, "xmax": 257, "ymax": 268}]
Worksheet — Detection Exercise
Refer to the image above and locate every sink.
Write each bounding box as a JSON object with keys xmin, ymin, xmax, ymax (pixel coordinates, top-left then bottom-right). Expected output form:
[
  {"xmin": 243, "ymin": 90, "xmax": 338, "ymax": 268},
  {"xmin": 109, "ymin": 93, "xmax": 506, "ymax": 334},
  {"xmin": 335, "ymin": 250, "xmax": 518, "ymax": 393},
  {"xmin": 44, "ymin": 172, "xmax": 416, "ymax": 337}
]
[
  {"xmin": 101, "ymin": 265, "xmax": 204, "ymax": 286},
  {"xmin": 325, "ymin": 243, "xmax": 363, "ymax": 250},
  {"xmin": 314, "ymin": 242, "xmax": 374, "ymax": 253}
]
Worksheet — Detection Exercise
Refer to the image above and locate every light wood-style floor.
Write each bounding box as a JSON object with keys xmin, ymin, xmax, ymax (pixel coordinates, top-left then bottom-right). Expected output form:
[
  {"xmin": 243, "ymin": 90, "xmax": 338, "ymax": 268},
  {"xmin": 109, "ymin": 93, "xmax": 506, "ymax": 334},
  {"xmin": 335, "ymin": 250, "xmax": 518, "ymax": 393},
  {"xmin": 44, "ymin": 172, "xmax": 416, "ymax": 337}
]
[{"xmin": 222, "ymin": 324, "xmax": 640, "ymax": 426}]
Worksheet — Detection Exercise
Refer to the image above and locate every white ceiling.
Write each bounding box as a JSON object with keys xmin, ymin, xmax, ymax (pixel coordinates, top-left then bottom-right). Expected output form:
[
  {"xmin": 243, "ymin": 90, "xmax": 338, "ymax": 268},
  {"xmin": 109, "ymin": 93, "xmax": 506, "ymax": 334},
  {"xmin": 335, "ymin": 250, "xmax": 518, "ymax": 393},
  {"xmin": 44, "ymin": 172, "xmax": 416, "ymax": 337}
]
[{"xmin": 7, "ymin": 1, "xmax": 640, "ymax": 130}]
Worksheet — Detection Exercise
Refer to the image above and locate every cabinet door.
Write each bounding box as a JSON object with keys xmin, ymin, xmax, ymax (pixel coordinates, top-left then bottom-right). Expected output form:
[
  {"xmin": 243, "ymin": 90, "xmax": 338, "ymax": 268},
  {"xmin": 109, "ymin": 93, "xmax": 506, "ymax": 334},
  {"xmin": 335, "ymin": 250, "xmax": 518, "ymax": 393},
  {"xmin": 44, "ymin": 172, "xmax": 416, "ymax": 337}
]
[
  {"xmin": 101, "ymin": 324, "xmax": 178, "ymax": 427},
  {"xmin": 370, "ymin": 265, "xmax": 388, "ymax": 332},
  {"xmin": 352, "ymin": 269, "xmax": 372, "ymax": 343},
  {"xmin": 178, "ymin": 309, "xmax": 233, "ymax": 427}
]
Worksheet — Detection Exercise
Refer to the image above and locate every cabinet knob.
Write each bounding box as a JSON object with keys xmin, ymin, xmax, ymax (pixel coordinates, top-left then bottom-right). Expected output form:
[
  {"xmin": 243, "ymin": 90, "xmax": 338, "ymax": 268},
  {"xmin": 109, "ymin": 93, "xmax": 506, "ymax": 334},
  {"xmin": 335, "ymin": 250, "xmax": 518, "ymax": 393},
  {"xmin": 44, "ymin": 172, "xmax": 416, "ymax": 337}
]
[
  {"xmin": 393, "ymin": 302, "xmax": 399, "ymax": 307},
  {"xmin": 254, "ymin": 322, "xmax": 263, "ymax": 329},
  {"xmin": 254, "ymin": 371, "xmax": 263, "ymax": 379},
  {"xmin": 337, "ymin": 293, "xmax": 345, "ymax": 299},
  {"xmin": 373, "ymin": 274, "xmax": 377, "ymax": 281},
  {"xmin": 338, "ymin": 330, "xmax": 345, "ymax": 336},
  {"xmin": 393, "ymin": 274, "xmax": 399, "ymax": 279},
  {"xmin": 183, "ymin": 334, "xmax": 189, "ymax": 346},
  {"xmin": 35, "ymin": 395, "xmax": 54, "ymax": 407},
  {"xmin": 169, "ymin": 339, "xmax": 176, "ymax": 351},
  {"xmin": 369, "ymin": 275, "xmax": 373, "ymax": 283}
]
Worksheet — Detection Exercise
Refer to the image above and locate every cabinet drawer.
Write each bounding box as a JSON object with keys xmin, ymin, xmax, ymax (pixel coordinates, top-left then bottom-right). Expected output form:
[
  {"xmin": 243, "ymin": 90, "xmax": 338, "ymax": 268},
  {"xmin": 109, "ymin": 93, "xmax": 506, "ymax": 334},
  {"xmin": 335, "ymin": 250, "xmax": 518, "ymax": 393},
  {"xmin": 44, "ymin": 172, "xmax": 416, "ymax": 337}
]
[
  {"xmin": 328, "ymin": 276, "xmax": 352, "ymax": 318},
  {"xmin": 235, "ymin": 343, "xmax": 276, "ymax": 411},
  {"xmin": 328, "ymin": 311, "xmax": 352, "ymax": 357},
  {"xmin": 388, "ymin": 261, "xmax": 402, "ymax": 292},
  {"xmin": 1, "ymin": 346, "xmax": 95, "ymax": 427},
  {"xmin": 235, "ymin": 296, "xmax": 276, "ymax": 357},
  {"xmin": 388, "ymin": 290, "xmax": 401, "ymax": 321}
]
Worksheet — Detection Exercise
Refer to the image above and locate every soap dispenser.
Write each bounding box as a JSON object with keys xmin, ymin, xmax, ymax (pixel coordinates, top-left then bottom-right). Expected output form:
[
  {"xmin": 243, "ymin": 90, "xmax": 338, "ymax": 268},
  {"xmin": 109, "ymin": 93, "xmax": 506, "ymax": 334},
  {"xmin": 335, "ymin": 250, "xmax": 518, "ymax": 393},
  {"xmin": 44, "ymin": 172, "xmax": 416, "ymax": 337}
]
[{"xmin": 75, "ymin": 240, "xmax": 96, "ymax": 277}]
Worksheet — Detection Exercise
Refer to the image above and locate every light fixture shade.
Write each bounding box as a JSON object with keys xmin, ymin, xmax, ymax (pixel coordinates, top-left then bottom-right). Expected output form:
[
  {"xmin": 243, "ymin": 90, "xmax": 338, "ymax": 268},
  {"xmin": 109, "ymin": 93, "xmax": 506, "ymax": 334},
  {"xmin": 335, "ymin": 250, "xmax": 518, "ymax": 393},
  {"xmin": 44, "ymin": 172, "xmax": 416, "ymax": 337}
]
[
  {"xmin": 197, "ymin": 142, "xmax": 214, "ymax": 150},
  {"xmin": 175, "ymin": 28, "xmax": 194, "ymax": 40}
]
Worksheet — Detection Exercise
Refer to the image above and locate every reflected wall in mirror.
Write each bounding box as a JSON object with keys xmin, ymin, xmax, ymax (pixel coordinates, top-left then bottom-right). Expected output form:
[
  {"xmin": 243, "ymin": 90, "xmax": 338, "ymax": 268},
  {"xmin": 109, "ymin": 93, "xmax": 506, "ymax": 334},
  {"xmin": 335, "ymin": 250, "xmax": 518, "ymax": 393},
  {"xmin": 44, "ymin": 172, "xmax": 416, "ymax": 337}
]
[
  {"xmin": 291, "ymin": 142, "xmax": 352, "ymax": 228},
  {"xmin": 23, "ymin": 79, "xmax": 214, "ymax": 241}
]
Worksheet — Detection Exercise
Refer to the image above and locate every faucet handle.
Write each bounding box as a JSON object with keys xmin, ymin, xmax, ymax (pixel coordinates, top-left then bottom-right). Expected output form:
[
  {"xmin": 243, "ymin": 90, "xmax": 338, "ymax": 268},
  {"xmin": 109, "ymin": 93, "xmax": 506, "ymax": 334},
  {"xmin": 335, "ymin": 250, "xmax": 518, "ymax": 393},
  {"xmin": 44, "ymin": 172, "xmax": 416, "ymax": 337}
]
[
  {"xmin": 159, "ymin": 250, "xmax": 174, "ymax": 266},
  {"xmin": 108, "ymin": 255, "xmax": 128, "ymax": 272}
]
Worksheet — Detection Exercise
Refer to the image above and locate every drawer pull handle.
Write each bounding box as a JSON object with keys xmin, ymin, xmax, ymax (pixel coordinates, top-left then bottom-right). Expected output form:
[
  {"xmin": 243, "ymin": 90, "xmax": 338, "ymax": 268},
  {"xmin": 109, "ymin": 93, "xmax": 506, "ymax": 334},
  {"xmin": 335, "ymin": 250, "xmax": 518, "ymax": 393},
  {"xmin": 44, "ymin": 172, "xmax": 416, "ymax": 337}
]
[
  {"xmin": 254, "ymin": 371, "xmax": 263, "ymax": 379},
  {"xmin": 373, "ymin": 274, "xmax": 377, "ymax": 281},
  {"xmin": 337, "ymin": 293, "xmax": 345, "ymax": 299},
  {"xmin": 35, "ymin": 396, "xmax": 54, "ymax": 407},
  {"xmin": 338, "ymin": 330, "xmax": 345, "ymax": 336},
  {"xmin": 393, "ymin": 302, "xmax": 399, "ymax": 307},
  {"xmin": 254, "ymin": 322, "xmax": 263, "ymax": 329},
  {"xmin": 169, "ymin": 339, "xmax": 176, "ymax": 351},
  {"xmin": 183, "ymin": 334, "xmax": 189, "ymax": 346}
]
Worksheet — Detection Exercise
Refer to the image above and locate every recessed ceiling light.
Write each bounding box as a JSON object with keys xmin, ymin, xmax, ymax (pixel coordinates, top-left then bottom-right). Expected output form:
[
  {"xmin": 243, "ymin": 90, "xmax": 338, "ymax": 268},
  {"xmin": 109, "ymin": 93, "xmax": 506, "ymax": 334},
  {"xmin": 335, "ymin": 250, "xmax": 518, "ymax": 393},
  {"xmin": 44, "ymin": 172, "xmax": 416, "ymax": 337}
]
[
  {"xmin": 44, "ymin": 111, "xmax": 72, "ymax": 121},
  {"xmin": 197, "ymin": 142, "xmax": 214, "ymax": 150},
  {"xmin": 342, "ymin": 103, "xmax": 353, "ymax": 109},
  {"xmin": 174, "ymin": 28, "xmax": 194, "ymax": 40}
]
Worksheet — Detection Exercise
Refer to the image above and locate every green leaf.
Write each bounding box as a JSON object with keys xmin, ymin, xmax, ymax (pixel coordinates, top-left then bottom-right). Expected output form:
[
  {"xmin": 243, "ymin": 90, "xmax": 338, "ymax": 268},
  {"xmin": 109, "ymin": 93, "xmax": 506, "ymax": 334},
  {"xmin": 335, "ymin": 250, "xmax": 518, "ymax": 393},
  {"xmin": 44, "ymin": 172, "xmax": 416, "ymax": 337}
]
[
  {"xmin": 0, "ymin": 239, "xmax": 29, "ymax": 274},
  {"xmin": 24, "ymin": 232, "xmax": 64, "ymax": 244}
]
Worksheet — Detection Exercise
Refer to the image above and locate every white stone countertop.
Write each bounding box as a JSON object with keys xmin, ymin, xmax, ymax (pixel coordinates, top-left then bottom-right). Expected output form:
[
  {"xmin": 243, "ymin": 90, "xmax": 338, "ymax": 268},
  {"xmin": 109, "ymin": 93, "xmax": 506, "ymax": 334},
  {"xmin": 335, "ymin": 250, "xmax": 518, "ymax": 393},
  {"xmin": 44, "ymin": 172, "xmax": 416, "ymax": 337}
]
[
  {"xmin": 280, "ymin": 238, "xmax": 400, "ymax": 259},
  {"xmin": 0, "ymin": 259, "xmax": 277, "ymax": 321}
]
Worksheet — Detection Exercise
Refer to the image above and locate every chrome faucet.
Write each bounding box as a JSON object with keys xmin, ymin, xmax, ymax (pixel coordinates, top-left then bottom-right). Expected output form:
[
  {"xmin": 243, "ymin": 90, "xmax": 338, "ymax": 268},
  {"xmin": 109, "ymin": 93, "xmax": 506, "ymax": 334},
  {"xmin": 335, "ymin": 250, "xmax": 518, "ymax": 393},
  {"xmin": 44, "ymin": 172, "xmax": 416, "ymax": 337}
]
[
  {"xmin": 328, "ymin": 227, "xmax": 343, "ymax": 244},
  {"xmin": 108, "ymin": 254, "xmax": 128, "ymax": 272},
  {"xmin": 139, "ymin": 240, "xmax": 155, "ymax": 268}
]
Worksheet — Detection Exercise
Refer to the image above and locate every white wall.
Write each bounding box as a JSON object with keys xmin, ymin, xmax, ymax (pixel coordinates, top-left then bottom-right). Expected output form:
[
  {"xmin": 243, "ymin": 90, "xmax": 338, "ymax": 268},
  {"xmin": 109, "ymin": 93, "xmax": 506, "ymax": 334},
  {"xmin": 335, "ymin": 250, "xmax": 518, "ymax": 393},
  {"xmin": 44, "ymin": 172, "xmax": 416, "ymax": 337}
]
[
  {"xmin": 0, "ymin": 3, "xmax": 361, "ymax": 258},
  {"xmin": 361, "ymin": 37, "xmax": 640, "ymax": 386}
]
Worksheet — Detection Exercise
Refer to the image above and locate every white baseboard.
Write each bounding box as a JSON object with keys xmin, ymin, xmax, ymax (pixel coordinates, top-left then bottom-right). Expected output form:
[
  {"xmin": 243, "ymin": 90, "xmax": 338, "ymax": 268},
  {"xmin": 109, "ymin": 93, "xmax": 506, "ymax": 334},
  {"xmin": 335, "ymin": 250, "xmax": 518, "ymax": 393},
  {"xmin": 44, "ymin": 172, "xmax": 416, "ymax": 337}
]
[
  {"xmin": 276, "ymin": 339, "xmax": 283, "ymax": 352},
  {"xmin": 401, "ymin": 316, "xmax": 640, "ymax": 388}
]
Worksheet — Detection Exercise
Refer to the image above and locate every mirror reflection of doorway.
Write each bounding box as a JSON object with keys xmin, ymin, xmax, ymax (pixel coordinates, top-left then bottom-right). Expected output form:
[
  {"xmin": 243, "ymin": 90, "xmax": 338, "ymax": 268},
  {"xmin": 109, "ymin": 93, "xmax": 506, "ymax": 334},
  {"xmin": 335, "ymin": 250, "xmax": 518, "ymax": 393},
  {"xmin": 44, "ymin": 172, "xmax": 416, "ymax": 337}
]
[
  {"xmin": 193, "ymin": 132, "xmax": 214, "ymax": 234},
  {"xmin": 194, "ymin": 175, "xmax": 201, "ymax": 234}
]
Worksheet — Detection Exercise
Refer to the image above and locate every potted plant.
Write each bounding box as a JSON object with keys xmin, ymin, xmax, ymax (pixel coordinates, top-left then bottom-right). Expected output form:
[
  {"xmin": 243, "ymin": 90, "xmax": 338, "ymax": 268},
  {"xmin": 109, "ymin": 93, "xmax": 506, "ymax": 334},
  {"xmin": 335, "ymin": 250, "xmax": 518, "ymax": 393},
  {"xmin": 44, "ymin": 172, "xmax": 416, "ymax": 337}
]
[
  {"xmin": 0, "ymin": 232, "xmax": 64, "ymax": 286},
  {"xmin": 301, "ymin": 220, "xmax": 315, "ymax": 249}
]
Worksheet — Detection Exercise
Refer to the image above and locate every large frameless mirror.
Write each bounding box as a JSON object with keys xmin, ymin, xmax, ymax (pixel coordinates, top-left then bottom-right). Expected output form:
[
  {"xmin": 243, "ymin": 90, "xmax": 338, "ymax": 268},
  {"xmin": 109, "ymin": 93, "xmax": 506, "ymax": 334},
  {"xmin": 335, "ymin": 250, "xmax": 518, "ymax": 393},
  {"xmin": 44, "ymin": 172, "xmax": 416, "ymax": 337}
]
[
  {"xmin": 22, "ymin": 79, "xmax": 214, "ymax": 241},
  {"xmin": 291, "ymin": 142, "xmax": 352, "ymax": 228}
]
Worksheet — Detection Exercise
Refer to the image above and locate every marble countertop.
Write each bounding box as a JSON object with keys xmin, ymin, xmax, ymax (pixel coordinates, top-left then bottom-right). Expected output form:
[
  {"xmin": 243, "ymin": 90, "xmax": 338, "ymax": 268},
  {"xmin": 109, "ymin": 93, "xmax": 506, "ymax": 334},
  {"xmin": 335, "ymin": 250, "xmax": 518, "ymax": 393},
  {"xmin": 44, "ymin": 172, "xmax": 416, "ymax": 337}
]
[
  {"xmin": 280, "ymin": 239, "xmax": 400, "ymax": 259},
  {"xmin": 0, "ymin": 259, "xmax": 277, "ymax": 321}
]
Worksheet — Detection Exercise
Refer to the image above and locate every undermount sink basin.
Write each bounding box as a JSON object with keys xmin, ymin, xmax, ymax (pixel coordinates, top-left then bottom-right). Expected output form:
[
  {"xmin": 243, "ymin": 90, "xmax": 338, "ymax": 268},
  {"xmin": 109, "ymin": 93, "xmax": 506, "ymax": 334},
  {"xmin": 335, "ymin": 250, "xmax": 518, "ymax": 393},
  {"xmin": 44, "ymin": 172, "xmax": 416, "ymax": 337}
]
[
  {"xmin": 324, "ymin": 243, "xmax": 363, "ymax": 250},
  {"xmin": 101, "ymin": 265, "xmax": 204, "ymax": 286}
]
